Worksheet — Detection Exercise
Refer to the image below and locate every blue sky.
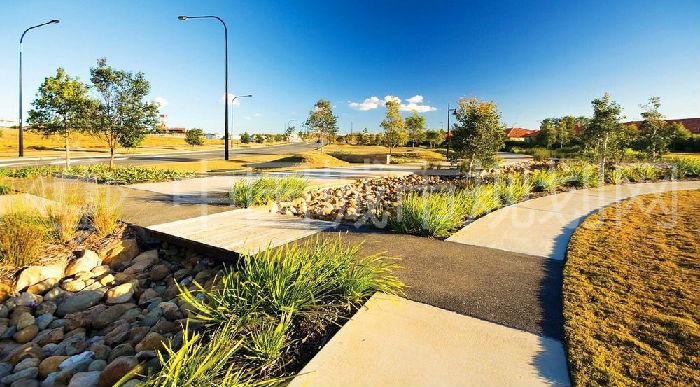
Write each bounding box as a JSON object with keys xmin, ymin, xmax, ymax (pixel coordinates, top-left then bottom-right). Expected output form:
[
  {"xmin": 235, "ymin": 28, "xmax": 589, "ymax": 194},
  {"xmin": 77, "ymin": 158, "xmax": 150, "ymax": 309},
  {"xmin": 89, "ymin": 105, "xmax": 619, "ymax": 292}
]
[{"xmin": 1, "ymin": 0, "xmax": 698, "ymax": 135}]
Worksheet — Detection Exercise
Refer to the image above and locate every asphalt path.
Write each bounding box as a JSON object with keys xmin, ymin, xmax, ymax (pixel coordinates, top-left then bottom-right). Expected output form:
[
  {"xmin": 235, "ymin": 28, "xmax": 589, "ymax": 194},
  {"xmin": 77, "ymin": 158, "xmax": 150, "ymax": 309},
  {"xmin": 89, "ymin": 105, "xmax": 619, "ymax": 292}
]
[{"xmin": 0, "ymin": 142, "xmax": 318, "ymax": 168}]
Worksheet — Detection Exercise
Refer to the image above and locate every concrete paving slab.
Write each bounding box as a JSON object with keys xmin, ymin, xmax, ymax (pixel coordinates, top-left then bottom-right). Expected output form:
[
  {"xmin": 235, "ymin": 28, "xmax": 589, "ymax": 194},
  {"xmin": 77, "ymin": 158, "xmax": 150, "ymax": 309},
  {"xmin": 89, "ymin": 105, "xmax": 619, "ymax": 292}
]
[
  {"xmin": 447, "ymin": 181, "xmax": 700, "ymax": 260},
  {"xmin": 146, "ymin": 207, "xmax": 337, "ymax": 255},
  {"xmin": 290, "ymin": 294, "xmax": 570, "ymax": 387}
]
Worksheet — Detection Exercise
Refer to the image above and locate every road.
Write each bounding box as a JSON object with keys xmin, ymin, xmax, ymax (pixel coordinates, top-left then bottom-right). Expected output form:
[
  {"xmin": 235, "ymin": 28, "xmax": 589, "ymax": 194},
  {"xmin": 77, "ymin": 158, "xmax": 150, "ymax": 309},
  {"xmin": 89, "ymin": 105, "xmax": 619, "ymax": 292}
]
[{"xmin": 0, "ymin": 142, "xmax": 318, "ymax": 168}]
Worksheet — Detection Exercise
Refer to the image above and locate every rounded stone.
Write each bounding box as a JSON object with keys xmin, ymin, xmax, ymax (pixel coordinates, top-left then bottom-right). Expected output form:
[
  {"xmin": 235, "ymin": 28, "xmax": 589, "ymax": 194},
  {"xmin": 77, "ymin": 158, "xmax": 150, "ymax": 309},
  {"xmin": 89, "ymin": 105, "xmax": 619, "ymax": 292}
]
[{"xmin": 13, "ymin": 325, "xmax": 39, "ymax": 344}]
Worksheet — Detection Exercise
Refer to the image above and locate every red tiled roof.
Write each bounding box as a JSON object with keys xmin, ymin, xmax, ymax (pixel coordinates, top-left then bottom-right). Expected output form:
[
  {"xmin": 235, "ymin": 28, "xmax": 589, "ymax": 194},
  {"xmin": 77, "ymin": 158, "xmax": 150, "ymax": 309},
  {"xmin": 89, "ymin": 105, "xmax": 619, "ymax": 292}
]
[
  {"xmin": 624, "ymin": 118, "xmax": 700, "ymax": 134},
  {"xmin": 504, "ymin": 127, "xmax": 539, "ymax": 138}
]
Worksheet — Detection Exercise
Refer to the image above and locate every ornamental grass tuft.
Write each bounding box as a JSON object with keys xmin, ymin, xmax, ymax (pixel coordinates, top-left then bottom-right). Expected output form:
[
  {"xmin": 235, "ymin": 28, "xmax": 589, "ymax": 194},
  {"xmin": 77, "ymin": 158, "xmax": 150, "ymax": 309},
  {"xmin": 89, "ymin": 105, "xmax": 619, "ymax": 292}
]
[{"xmin": 230, "ymin": 175, "xmax": 309, "ymax": 207}]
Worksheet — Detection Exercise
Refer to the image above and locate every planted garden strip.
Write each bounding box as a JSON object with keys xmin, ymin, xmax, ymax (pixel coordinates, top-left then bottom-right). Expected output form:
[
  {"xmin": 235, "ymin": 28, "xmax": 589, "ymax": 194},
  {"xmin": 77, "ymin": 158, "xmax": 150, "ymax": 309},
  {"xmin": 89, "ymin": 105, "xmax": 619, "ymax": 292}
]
[{"xmin": 0, "ymin": 165, "xmax": 194, "ymax": 185}]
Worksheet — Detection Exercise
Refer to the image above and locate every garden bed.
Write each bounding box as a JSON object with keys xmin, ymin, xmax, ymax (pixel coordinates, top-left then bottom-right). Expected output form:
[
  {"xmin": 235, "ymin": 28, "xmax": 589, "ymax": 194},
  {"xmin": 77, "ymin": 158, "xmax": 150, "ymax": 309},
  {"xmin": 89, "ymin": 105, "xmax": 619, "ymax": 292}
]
[
  {"xmin": 275, "ymin": 158, "xmax": 700, "ymax": 238},
  {"xmin": 0, "ymin": 165, "xmax": 194, "ymax": 185}
]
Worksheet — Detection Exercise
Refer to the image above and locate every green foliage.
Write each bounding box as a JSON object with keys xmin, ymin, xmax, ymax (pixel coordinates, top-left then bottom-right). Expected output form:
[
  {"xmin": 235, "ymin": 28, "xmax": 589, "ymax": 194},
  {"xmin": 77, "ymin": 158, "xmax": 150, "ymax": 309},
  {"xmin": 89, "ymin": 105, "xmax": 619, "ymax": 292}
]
[
  {"xmin": 560, "ymin": 162, "xmax": 601, "ymax": 188},
  {"xmin": 240, "ymin": 132, "xmax": 251, "ymax": 144},
  {"xmin": 405, "ymin": 112, "xmax": 427, "ymax": 147},
  {"xmin": 581, "ymin": 93, "xmax": 627, "ymax": 164},
  {"xmin": 27, "ymin": 67, "xmax": 94, "ymax": 168},
  {"xmin": 537, "ymin": 116, "xmax": 585, "ymax": 149},
  {"xmin": 0, "ymin": 165, "xmax": 193, "ymax": 184},
  {"xmin": 253, "ymin": 134, "xmax": 265, "ymax": 143},
  {"xmin": 451, "ymin": 97, "xmax": 505, "ymax": 174},
  {"xmin": 89, "ymin": 58, "xmax": 159, "ymax": 167},
  {"xmin": 425, "ymin": 129, "xmax": 445, "ymax": 148},
  {"xmin": 390, "ymin": 191, "xmax": 470, "ymax": 238},
  {"xmin": 465, "ymin": 184, "xmax": 501, "ymax": 218},
  {"xmin": 495, "ymin": 174, "xmax": 533, "ymax": 204},
  {"xmin": 142, "ymin": 321, "xmax": 266, "ymax": 387},
  {"xmin": 244, "ymin": 314, "xmax": 293, "ymax": 366},
  {"xmin": 178, "ymin": 238, "xmax": 403, "ymax": 325},
  {"xmin": 620, "ymin": 163, "xmax": 661, "ymax": 182},
  {"xmin": 637, "ymin": 97, "xmax": 692, "ymax": 160},
  {"xmin": 606, "ymin": 168, "xmax": 625, "ymax": 184},
  {"xmin": 229, "ymin": 175, "xmax": 308, "ymax": 207},
  {"xmin": 531, "ymin": 169, "xmax": 561, "ymax": 192},
  {"xmin": 185, "ymin": 128, "xmax": 206, "ymax": 146},
  {"xmin": 531, "ymin": 148, "xmax": 552, "ymax": 161},
  {"xmin": 381, "ymin": 99, "xmax": 408, "ymax": 152},
  {"xmin": 305, "ymin": 99, "xmax": 338, "ymax": 143},
  {"xmin": 0, "ymin": 184, "xmax": 10, "ymax": 195},
  {"xmin": 668, "ymin": 157, "xmax": 700, "ymax": 178}
]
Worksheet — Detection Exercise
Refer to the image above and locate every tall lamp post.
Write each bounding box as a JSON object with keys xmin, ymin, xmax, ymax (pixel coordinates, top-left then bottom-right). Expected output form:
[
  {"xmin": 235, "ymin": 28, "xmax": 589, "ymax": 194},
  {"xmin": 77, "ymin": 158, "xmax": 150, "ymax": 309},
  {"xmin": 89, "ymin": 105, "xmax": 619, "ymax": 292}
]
[
  {"xmin": 177, "ymin": 15, "xmax": 235, "ymax": 160},
  {"xmin": 231, "ymin": 94, "xmax": 252, "ymax": 148},
  {"xmin": 446, "ymin": 103, "xmax": 456, "ymax": 161},
  {"xmin": 19, "ymin": 19, "xmax": 60, "ymax": 157}
]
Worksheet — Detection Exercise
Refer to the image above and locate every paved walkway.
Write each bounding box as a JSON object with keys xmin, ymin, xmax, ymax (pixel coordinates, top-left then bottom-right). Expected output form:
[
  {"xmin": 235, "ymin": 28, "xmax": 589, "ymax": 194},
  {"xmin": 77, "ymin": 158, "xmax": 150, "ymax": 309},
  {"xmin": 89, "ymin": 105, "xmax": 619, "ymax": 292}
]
[
  {"xmin": 447, "ymin": 181, "xmax": 700, "ymax": 260},
  {"xmin": 147, "ymin": 207, "xmax": 337, "ymax": 255},
  {"xmin": 290, "ymin": 294, "xmax": 569, "ymax": 387}
]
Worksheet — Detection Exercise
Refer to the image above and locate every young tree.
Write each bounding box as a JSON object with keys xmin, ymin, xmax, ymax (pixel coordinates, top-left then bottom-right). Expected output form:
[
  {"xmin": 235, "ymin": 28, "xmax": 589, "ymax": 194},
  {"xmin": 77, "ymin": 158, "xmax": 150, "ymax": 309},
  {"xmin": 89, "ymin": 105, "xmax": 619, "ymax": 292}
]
[
  {"xmin": 240, "ymin": 132, "xmax": 251, "ymax": 143},
  {"xmin": 451, "ymin": 97, "xmax": 505, "ymax": 175},
  {"xmin": 253, "ymin": 133, "xmax": 264, "ymax": 143},
  {"xmin": 27, "ymin": 68, "xmax": 94, "ymax": 168},
  {"xmin": 185, "ymin": 128, "xmax": 205, "ymax": 146},
  {"xmin": 637, "ymin": 97, "xmax": 690, "ymax": 160},
  {"xmin": 425, "ymin": 129, "xmax": 444, "ymax": 148},
  {"xmin": 381, "ymin": 99, "xmax": 407, "ymax": 155},
  {"xmin": 304, "ymin": 99, "xmax": 338, "ymax": 147},
  {"xmin": 89, "ymin": 58, "xmax": 159, "ymax": 168},
  {"xmin": 581, "ymin": 93, "xmax": 626, "ymax": 165},
  {"xmin": 537, "ymin": 118, "xmax": 559, "ymax": 148},
  {"xmin": 405, "ymin": 112, "xmax": 427, "ymax": 147}
]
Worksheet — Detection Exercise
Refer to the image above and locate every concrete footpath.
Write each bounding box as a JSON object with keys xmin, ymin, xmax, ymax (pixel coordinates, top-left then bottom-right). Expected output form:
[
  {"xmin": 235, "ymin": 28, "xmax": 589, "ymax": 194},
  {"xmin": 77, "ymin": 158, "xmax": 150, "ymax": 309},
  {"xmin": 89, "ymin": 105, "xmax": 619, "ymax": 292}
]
[{"xmin": 447, "ymin": 180, "xmax": 700, "ymax": 260}]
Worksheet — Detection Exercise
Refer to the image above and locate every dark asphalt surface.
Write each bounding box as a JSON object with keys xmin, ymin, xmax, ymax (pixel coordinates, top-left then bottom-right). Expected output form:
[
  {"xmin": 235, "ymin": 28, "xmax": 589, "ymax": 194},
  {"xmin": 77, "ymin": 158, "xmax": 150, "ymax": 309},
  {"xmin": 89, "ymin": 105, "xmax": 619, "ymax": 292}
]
[
  {"xmin": 0, "ymin": 142, "xmax": 318, "ymax": 168},
  {"xmin": 306, "ymin": 230, "xmax": 564, "ymax": 340}
]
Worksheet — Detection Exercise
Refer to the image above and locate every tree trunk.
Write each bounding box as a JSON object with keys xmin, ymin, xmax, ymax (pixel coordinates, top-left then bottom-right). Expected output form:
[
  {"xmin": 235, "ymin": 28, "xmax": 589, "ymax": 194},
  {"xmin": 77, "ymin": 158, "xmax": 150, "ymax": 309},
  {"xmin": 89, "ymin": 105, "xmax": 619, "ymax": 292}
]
[
  {"xmin": 109, "ymin": 146, "xmax": 115, "ymax": 170},
  {"xmin": 64, "ymin": 133, "xmax": 70, "ymax": 169}
]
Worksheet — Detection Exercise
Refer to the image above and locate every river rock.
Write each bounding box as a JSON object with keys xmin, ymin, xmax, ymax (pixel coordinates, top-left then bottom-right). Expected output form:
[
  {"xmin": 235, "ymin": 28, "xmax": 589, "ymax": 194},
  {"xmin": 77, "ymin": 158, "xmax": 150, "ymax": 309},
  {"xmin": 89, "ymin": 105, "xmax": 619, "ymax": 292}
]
[
  {"xmin": 65, "ymin": 251, "xmax": 101, "ymax": 277},
  {"xmin": 68, "ymin": 370, "xmax": 100, "ymax": 387},
  {"xmin": 14, "ymin": 264, "xmax": 66, "ymax": 293},
  {"xmin": 14, "ymin": 325, "xmax": 39, "ymax": 344},
  {"xmin": 38, "ymin": 356, "xmax": 68, "ymax": 378},
  {"xmin": 1, "ymin": 366, "xmax": 37, "ymax": 385},
  {"xmin": 56, "ymin": 290, "xmax": 106, "ymax": 317},
  {"xmin": 105, "ymin": 283, "xmax": 135, "ymax": 304},
  {"xmin": 96, "ymin": 356, "xmax": 137, "ymax": 387}
]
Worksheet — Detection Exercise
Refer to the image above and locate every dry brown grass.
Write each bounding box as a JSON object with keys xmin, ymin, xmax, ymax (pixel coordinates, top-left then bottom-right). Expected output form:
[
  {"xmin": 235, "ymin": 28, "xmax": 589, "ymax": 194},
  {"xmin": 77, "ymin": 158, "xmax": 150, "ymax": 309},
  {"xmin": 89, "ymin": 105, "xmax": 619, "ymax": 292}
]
[
  {"xmin": 147, "ymin": 151, "xmax": 349, "ymax": 173},
  {"xmin": 89, "ymin": 189, "xmax": 122, "ymax": 237},
  {"xmin": 563, "ymin": 190, "xmax": 700, "ymax": 386},
  {"xmin": 323, "ymin": 144, "xmax": 445, "ymax": 163}
]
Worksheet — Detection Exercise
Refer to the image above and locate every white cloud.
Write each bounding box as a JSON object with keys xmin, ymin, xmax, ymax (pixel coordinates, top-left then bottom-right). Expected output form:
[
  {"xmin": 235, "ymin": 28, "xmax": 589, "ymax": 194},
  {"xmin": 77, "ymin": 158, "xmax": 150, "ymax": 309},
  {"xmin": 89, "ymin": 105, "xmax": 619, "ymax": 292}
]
[
  {"xmin": 349, "ymin": 96, "xmax": 383, "ymax": 111},
  {"xmin": 253, "ymin": 112, "xmax": 261, "ymax": 117},
  {"xmin": 406, "ymin": 95, "xmax": 423, "ymax": 104},
  {"xmin": 154, "ymin": 97, "xmax": 168, "ymax": 108},
  {"xmin": 349, "ymin": 94, "xmax": 436, "ymax": 113}
]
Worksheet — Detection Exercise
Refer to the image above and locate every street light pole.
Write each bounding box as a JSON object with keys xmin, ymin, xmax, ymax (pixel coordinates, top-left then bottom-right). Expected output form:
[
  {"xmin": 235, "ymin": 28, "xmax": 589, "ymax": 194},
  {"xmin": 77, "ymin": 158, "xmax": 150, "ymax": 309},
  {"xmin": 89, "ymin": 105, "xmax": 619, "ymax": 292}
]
[
  {"xmin": 18, "ymin": 19, "xmax": 59, "ymax": 157},
  {"xmin": 446, "ymin": 104, "xmax": 457, "ymax": 161},
  {"xmin": 178, "ymin": 15, "xmax": 234, "ymax": 160},
  {"xmin": 230, "ymin": 94, "xmax": 252, "ymax": 149}
]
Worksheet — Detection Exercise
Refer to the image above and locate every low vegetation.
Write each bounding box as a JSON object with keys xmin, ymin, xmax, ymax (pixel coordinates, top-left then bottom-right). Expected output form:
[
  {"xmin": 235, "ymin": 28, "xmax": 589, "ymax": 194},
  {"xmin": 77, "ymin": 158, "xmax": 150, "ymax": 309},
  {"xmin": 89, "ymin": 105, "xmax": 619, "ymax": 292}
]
[
  {"xmin": 324, "ymin": 144, "xmax": 444, "ymax": 164},
  {"xmin": 168, "ymin": 238, "xmax": 402, "ymax": 383},
  {"xmin": 390, "ymin": 191, "xmax": 469, "ymax": 238},
  {"xmin": 564, "ymin": 190, "xmax": 700, "ymax": 386},
  {"xmin": 0, "ymin": 164, "xmax": 194, "ymax": 184},
  {"xmin": 230, "ymin": 175, "xmax": 309, "ymax": 207},
  {"xmin": 0, "ymin": 210, "xmax": 52, "ymax": 267}
]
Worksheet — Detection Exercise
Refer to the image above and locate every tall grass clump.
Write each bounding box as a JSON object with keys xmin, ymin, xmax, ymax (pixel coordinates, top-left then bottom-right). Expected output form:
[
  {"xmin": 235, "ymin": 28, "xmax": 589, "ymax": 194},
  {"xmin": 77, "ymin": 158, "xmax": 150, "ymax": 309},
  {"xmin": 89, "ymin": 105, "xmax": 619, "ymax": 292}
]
[
  {"xmin": 531, "ymin": 169, "xmax": 561, "ymax": 192},
  {"xmin": 560, "ymin": 162, "xmax": 601, "ymax": 188},
  {"xmin": 620, "ymin": 163, "xmax": 661, "ymax": 182},
  {"xmin": 464, "ymin": 184, "xmax": 501, "ymax": 218},
  {"xmin": 0, "ymin": 183, "xmax": 10, "ymax": 195},
  {"xmin": 230, "ymin": 175, "xmax": 309, "ymax": 207},
  {"xmin": 89, "ymin": 189, "xmax": 122, "ymax": 237},
  {"xmin": 243, "ymin": 314, "xmax": 293, "ymax": 367},
  {"xmin": 390, "ymin": 191, "xmax": 470, "ymax": 238},
  {"xmin": 141, "ymin": 321, "xmax": 278, "ymax": 387},
  {"xmin": 668, "ymin": 157, "xmax": 700, "ymax": 178},
  {"xmin": 0, "ymin": 210, "xmax": 52, "ymax": 267},
  {"xmin": 495, "ymin": 174, "xmax": 533, "ymax": 204},
  {"xmin": 607, "ymin": 168, "xmax": 625, "ymax": 185},
  {"xmin": 46, "ymin": 203, "xmax": 83, "ymax": 242},
  {"xmin": 179, "ymin": 238, "xmax": 403, "ymax": 325}
]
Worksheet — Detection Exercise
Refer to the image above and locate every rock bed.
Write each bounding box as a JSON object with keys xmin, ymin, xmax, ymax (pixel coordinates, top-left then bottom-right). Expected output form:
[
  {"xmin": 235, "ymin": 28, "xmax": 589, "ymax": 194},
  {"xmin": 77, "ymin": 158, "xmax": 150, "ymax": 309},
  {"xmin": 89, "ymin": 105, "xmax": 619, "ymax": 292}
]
[
  {"xmin": 0, "ymin": 237, "xmax": 222, "ymax": 387},
  {"xmin": 274, "ymin": 175, "xmax": 448, "ymax": 225}
]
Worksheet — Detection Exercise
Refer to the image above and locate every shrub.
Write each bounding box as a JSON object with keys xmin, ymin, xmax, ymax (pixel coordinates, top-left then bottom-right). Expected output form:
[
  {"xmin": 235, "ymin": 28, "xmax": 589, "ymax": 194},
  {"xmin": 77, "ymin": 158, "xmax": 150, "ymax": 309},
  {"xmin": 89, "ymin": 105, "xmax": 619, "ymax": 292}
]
[
  {"xmin": 0, "ymin": 211, "xmax": 51, "ymax": 267},
  {"xmin": 0, "ymin": 184, "xmax": 10, "ymax": 195},
  {"xmin": 668, "ymin": 157, "xmax": 700, "ymax": 178},
  {"xmin": 531, "ymin": 169, "xmax": 560, "ymax": 192},
  {"xmin": 230, "ymin": 175, "xmax": 309, "ymax": 207},
  {"xmin": 465, "ymin": 184, "xmax": 501, "ymax": 218},
  {"xmin": 390, "ymin": 191, "xmax": 469, "ymax": 238},
  {"xmin": 185, "ymin": 128, "xmax": 206, "ymax": 146},
  {"xmin": 495, "ymin": 174, "xmax": 533, "ymax": 204},
  {"xmin": 607, "ymin": 168, "xmax": 625, "ymax": 185},
  {"xmin": 89, "ymin": 190, "xmax": 121, "ymax": 237},
  {"xmin": 179, "ymin": 238, "xmax": 403, "ymax": 325},
  {"xmin": 560, "ymin": 162, "xmax": 601, "ymax": 188},
  {"xmin": 531, "ymin": 148, "xmax": 551, "ymax": 162},
  {"xmin": 0, "ymin": 165, "xmax": 193, "ymax": 184}
]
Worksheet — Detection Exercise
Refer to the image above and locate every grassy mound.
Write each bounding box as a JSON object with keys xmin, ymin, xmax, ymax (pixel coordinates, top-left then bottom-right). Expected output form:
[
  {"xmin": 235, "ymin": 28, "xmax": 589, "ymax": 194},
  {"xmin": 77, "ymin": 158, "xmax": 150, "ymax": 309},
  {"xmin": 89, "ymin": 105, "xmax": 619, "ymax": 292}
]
[
  {"xmin": 563, "ymin": 190, "xmax": 700, "ymax": 386},
  {"xmin": 251, "ymin": 151, "xmax": 350, "ymax": 170}
]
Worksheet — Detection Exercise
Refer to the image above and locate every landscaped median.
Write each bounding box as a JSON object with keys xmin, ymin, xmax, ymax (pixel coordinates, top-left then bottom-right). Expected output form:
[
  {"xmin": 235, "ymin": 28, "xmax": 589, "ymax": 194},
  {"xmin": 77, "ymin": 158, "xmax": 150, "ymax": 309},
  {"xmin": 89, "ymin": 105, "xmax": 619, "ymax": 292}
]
[
  {"xmin": 275, "ymin": 157, "xmax": 700, "ymax": 239},
  {"xmin": 563, "ymin": 190, "xmax": 700, "ymax": 386},
  {"xmin": 0, "ymin": 165, "xmax": 194, "ymax": 185}
]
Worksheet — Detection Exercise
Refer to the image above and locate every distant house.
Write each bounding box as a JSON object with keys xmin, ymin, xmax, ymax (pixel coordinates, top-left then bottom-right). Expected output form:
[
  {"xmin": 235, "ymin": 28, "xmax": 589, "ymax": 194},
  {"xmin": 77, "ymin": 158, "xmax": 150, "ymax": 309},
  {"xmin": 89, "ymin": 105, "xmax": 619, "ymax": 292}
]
[
  {"xmin": 205, "ymin": 133, "xmax": 218, "ymax": 140},
  {"xmin": 504, "ymin": 127, "xmax": 539, "ymax": 142},
  {"xmin": 624, "ymin": 118, "xmax": 700, "ymax": 135}
]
